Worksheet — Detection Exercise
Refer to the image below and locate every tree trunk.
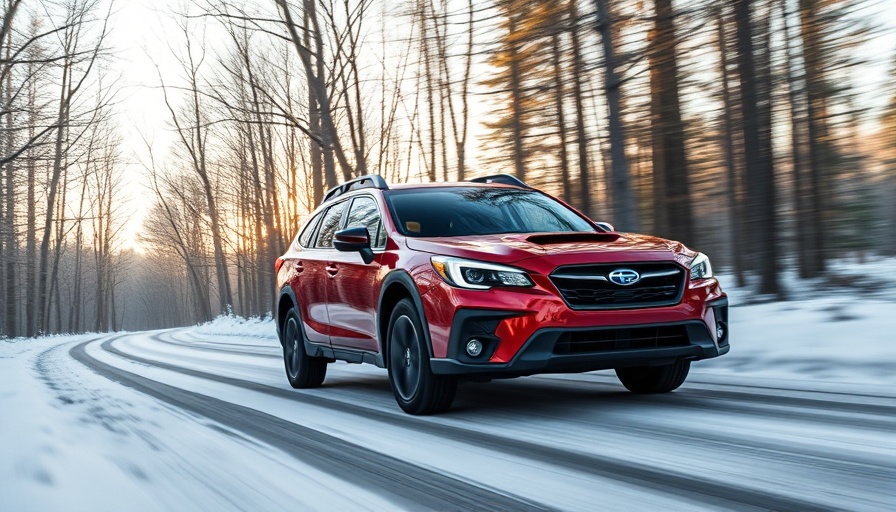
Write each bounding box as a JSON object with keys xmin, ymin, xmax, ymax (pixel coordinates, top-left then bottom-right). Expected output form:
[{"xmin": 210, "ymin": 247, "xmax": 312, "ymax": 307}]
[
  {"xmin": 25, "ymin": 52, "xmax": 36, "ymax": 336},
  {"xmin": 799, "ymin": 0, "xmax": 827, "ymax": 276},
  {"xmin": 420, "ymin": 0, "xmax": 437, "ymax": 182},
  {"xmin": 48, "ymin": 163, "xmax": 68, "ymax": 332},
  {"xmin": 782, "ymin": 0, "xmax": 810, "ymax": 278},
  {"xmin": 457, "ymin": 0, "xmax": 473, "ymax": 181},
  {"xmin": 716, "ymin": 7, "xmax": 746, "ymax": 287},
  {"xmin": 284, "ymin": 0, "xmax": 352, "ymax": 184},
  {"xmin": 550, "ymin": 29, "xmax": 571, "ymax": 201},
  {"xmin": 244, "ymin": 53, "xmax": 278, "ymax": 314},
  {"xmin": 734, "ymin": 0, "xmax": 779, "ymax": 296},
  {"xmin": 508, "ymin": 13, "xmax": 526, "ymax": 182},
  {"xmin": 191, "ymin": 80, "xmax": 233, "ymax": 313},
  {"xmin": 648, "ymin": 35, "xmax": 668, "ymax": 237},
  {"xmin": 594, "ymin": 0, "xmax": 637, "ymax": 231},
  {"xmin": 343, "ymin": 1, "xmax": 367, "ymax": 177},
  {"xmin": 304, "ymin": 5, "xmax": 324, "ymax": 203},
  {"xmin": 71, "ymin": 175, "xmax": 88, "ymax": 333},
  {"xmin": 569, "ymin": 1, "xmax": 592, "ymax": 216},
  {"xmin": 38, "ymin": 54, "xmax": 71, "ymax": 333},
  {"xmin": 754, "ymin": 0, "xmax": 780, "ymax": 296},
  {"xmin": 649, "ymin": 0, "xmax": 694, "ymax": 246},
  {"xmin": 3, "ymin": 27, "xmax": 15, "ymax": 337}
]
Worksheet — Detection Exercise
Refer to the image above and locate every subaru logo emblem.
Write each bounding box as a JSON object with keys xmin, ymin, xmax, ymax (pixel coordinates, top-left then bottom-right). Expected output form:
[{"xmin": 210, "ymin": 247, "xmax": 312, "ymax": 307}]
[{"xmin": 609, "ymin": 269, "xmax": 640, "ymax": 286}]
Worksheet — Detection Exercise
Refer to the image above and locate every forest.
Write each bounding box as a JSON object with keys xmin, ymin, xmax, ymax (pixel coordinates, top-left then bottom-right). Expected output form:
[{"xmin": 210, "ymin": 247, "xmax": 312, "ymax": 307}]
[{"xmin": 1, "ymin": 0, "xmax": 894, "ymax": 336}]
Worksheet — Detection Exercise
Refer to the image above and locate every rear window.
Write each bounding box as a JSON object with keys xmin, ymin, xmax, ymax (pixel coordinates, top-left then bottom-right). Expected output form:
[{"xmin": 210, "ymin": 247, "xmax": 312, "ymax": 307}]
[
  {"xmin": 296, "ymin": 212, "xmax": 323, "ymax": 248},
  {"xmin": 384, "ymin": 187, "xmax": 595, "ymax": 237}
]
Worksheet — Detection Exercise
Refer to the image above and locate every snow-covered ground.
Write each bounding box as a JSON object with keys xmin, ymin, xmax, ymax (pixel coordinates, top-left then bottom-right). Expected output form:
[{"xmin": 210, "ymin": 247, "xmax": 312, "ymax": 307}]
[
  {"xmin": 1, "ymin": 258, "xmax": 895, "ymax": 511},
  {"xmin": 708, "ymin": 257, "xmax": 896, "ymax": 385}
]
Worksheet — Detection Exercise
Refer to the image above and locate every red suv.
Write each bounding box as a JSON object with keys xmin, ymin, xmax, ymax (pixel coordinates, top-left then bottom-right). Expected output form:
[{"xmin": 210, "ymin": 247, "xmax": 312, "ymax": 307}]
[{"xmin": 275, "ymin": 175, "xmax": 728, "ymax": 414}]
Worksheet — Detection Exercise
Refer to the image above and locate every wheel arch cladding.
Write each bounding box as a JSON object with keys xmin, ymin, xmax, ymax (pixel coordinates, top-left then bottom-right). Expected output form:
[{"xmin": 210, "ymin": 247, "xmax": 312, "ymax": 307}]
[
  {"xmin": 378, "ymin": 271, "xmax": 433, "ymax": 360},
  {"xmin": 277, "ymin": 286, "xmax": 297, "ymax": 345}
]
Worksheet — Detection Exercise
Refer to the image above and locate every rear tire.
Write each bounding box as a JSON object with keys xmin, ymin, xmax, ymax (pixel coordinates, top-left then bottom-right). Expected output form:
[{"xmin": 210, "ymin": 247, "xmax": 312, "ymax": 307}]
[
  {"xmin": 281, "ymin": 309, "xmax": 327, "ymax": 389},
  {"xmin": 386, "ymin": 299, "xmax": 456, "ymax": 415},
  {"xmin": 615, "ymin": 360, "xmax": 690, "ymax": 394}
]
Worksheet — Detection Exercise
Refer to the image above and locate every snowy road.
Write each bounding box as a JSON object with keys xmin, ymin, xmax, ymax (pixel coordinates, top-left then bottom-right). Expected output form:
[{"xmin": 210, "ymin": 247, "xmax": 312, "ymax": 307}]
[{"xmin": 4, "ymin": 322, "xmax": 894, "ymax": 512}]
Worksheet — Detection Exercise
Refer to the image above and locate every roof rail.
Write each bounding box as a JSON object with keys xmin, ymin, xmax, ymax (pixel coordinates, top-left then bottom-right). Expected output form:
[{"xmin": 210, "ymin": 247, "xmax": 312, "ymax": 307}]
[
  {"xmin": 469, "ymin": 174, "xmax": 529, "ymax": 188},
  {"xmin": 322, "ymin": 174, "xmax": 389, "ymax": 203}
]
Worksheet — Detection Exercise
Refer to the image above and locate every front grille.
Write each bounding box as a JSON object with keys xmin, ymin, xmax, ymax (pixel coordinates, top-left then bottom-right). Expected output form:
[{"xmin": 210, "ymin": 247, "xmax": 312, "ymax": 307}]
[
  {"xmin": 554, "ymin": 325, "xmax": 690, "ymax": 355},
  {"xmin": 550, "ymin": 262, "xmax": 686, "ymax": 309}
]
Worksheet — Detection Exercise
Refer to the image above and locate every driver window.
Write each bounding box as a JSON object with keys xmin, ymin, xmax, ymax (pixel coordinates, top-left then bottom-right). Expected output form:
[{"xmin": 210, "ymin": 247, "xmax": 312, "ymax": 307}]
[
  {"xmin": 314, "ymin": 201, "xmax": 348, "ymax": 249},
  {"xmin": 345, "ymin": 196, "xmax": 385, "ymax": 249}
]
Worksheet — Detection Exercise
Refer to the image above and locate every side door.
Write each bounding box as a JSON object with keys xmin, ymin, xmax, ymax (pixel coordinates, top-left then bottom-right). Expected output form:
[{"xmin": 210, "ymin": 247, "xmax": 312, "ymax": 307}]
[
  {"xmin": 294, "ymin": 201, "xmax": 348, "ymax": 345},
  {"xmin": 326, "ymin": 195, "xmax": 387, "ymax": 352}
]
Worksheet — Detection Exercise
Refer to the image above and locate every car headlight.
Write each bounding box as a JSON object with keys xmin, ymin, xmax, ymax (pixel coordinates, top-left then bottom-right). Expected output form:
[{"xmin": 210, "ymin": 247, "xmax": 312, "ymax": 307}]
[
  {"xmin": 689, "ymin": 252, "xmax": 713, "ymax": 280},
  {"xmin": 431, "ymin": 256, "xmax": 533, "ymax": 290}
]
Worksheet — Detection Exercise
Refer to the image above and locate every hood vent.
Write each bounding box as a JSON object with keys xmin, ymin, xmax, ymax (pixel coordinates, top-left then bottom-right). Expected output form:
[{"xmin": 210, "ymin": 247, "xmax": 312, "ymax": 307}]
[{"xmin": 525, "ymin": 232, "xmax": 620, "ymax": 245}]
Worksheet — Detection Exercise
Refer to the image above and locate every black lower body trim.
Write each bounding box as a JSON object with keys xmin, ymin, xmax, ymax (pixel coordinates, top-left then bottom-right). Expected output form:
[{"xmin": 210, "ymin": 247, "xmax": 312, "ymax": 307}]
[{"xmin": 431, "ymin": 320, "xmax": 723, "ymax": 378}]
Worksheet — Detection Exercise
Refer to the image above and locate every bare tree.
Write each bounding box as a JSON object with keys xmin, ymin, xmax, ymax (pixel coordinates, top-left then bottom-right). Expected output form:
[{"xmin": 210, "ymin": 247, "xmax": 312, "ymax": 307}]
[
  {"xmin": 647, "ymin": 0, "xmax": 694, "ymax": 246},
  {"xmin": 594, "ymin": 0, "xmax": 637, "ymax": 230},
  {"xmin": 715, "ymin": 4, "xmax": 745, "ymax": 287},
  {"xmin": 36, "ymin": 0, "xmax": 112, "ymax": 333},
  {"xmin": 159, "ymin": 15, "xmax": 234, "ymax": 314},
  {"xmin": 734, "ymin": 0, "xmax": 779, "ymax": 296},
  {"xmin": 278, "ymin": 0, "xmax": 353, "ymax": 184}
]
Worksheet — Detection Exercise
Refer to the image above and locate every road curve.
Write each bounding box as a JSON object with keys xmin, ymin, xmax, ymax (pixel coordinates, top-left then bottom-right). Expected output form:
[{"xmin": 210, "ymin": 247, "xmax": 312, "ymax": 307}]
[{"xmin": 67, "ymin": 329, "xmax": 896, "ymax": 512}]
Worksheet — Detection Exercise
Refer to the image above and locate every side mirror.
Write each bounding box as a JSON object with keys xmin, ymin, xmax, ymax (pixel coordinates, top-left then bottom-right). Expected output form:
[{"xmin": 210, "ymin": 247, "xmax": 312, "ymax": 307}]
[
  {"xmin": 595, "ymin": 222, "xmax": 614, "ymax": 232},
  {"xmin": 334, "ymin": 226, "xmax": 375, "ymax": 264}
]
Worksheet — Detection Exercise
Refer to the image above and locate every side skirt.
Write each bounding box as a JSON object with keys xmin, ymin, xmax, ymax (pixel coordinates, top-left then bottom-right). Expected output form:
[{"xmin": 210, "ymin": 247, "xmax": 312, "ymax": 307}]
[{"xmin": 304, "ymin": 339, "xmax": 386, "ymax": 368}]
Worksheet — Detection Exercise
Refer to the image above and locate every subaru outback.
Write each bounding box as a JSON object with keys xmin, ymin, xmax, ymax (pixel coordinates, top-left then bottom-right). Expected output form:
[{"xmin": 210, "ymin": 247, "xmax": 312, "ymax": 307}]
[{"xmin": 275, "ymin": 174, "xmax": 729, "ymax": 415}]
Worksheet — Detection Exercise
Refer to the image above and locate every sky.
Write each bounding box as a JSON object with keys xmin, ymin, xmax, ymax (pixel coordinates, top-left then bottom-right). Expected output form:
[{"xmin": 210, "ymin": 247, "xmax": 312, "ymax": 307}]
[
  {"xmin": 105, "ymin": 0, "xmax": 896, "ymax": 252},
  {"xmin": 105, "ymin": 0, "xmax": 188, "ymax": 252}
]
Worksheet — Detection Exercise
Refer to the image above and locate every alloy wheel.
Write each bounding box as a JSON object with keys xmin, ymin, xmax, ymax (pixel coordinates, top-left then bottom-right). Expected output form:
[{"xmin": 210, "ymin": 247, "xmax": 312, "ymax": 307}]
[
  {"xmin": 390, "ymin": 315, "xmax": 421, "ymax": 401},
  {"xmin": 284, "ymin": 316, "xmax": 301, "ymax": 380}
]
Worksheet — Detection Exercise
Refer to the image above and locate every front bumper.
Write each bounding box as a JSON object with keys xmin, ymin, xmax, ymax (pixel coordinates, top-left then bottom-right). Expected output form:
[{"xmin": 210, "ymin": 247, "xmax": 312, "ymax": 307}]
[
  {"xmin": 421, "ymin": 273, "xmax": 729, "ymax": 377},
  {"xmin": 431, "ymin": 318, "xmax": 728, "ymax": 378}
]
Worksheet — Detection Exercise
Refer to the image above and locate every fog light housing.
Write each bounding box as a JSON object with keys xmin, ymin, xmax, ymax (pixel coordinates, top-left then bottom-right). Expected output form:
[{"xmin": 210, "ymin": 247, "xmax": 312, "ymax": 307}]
[
  {"xmin": 716, "ymin": 321, "xmax": 728, "ymax": 344},
  {"xmin": 466, "ymin": 339, "xmax": 484, "ymax": 357}
]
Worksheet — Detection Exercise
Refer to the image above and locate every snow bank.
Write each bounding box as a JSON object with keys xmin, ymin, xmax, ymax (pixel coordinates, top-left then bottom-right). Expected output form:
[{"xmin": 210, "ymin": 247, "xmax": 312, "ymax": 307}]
[
  {"xmin": 706, "ymin": 257, "xmax": 896, "ymax": 384},
  {"xmin": 192, "ymin": 314, "xmax": 277, "ymax": 341}
]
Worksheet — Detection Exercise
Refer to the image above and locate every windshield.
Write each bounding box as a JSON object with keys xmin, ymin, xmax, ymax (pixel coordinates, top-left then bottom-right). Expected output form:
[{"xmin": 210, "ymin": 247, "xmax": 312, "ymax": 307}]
[{"xmin": 384, "ymin": 187, "xmax": 595, "ymax": 237}]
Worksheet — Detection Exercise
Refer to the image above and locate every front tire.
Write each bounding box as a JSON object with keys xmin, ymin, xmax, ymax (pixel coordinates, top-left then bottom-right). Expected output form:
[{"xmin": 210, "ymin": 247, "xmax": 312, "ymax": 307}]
[
  {"xmin": 615, "ymin": 360, "xmax": 690, "ymax": 394},
  {"xmin": 386, "ymin": 299, "xmax": 456, "ymax": 415},
  {"xmin": 282, "ymin": 309, "xmax": 327, "ymax": 389}
]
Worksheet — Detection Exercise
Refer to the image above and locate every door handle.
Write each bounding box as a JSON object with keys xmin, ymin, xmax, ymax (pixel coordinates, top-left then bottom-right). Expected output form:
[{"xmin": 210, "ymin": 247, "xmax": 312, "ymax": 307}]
[
  {"xmin": 294, "ymin": 261, "xmax": 305, "ymax": 273},
  {"xmin": 325, "ymin": 264, "xmax": 338, "ymax": 276}
]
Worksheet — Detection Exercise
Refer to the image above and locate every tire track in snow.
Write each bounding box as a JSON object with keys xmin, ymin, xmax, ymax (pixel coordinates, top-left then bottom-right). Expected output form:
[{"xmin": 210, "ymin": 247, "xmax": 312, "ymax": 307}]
[
  {"xmin": 151, "ymin": 329, "xmax": 896, "ymax": 490},
  {"xmin": 581, "ymin": 375, "xmax": 896, "ymax": 417},
  {"xmin": 449, "ymin": 378, "xmax": 894, "ymax": 470},
  {"xmin": 469, "ymin": 375, "xmax": 896, "ymax": 433},
  {"xmin": 152, "ymin": 331, "xmax": 896, "ymax": 479},
  {"xmin": 155, "ymin": 331, "xmax": 279, "ymax": 358},
  {"xmin": 157, "ymin": 329, "xmax": 896, "ymax": 429},
  {"xmin": 97, "ymin": 332, "xmax": 853, "ymax": 512},
  {"xmin": 70, "ymin": 338, "xmax": 552, "ymax": 512}
]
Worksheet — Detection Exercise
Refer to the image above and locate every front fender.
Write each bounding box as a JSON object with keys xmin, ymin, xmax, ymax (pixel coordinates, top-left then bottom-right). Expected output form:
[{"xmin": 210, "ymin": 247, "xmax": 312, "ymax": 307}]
[{"xmin": 377, "ymin": 270, "xmax": 434, "ymax": 358}]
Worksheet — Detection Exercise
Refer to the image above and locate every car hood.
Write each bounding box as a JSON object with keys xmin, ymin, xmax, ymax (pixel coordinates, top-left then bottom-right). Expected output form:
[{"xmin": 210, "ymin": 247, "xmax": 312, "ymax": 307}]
[{"xmin": 404, "ymin": 232, "xmax": 697, "ymax": 272}]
